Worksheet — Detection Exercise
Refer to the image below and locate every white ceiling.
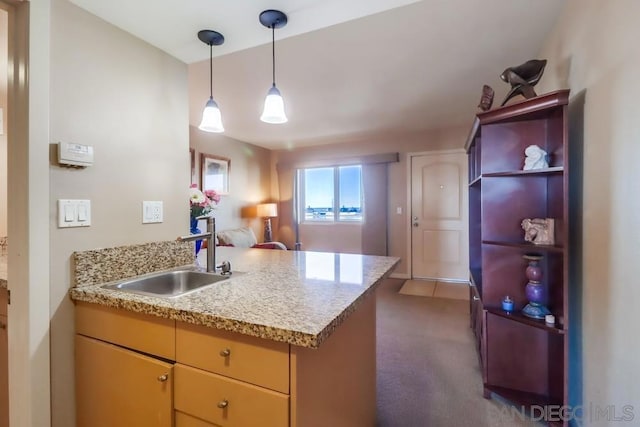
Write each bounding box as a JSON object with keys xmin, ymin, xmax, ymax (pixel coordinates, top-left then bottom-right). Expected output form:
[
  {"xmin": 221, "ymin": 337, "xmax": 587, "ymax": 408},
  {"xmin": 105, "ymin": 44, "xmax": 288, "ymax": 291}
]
[{"xmin": 70, "ymin": 0, "xmax": 565, "ymax": 150}]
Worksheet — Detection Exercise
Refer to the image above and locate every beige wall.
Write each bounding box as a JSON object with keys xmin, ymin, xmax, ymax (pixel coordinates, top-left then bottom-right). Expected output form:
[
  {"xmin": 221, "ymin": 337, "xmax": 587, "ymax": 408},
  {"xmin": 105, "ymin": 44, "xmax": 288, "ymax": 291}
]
[
  {"xmin": 537, "ymin": 0, "xmax": 640, "ymax": 423},
  {"xmin": 189, "ymin": 126, "xmax": 273, "ymax": 240},
  {"xmin": 273, "ymin": 126, "xmax": 467, "ymax": 277},
  {"xmin": 48, "ymin": 1, "xmax": 189, "ymax": 425},
  {"xmin": 0, "ymin": 8, "xmax": 7, "ymax": 237}
]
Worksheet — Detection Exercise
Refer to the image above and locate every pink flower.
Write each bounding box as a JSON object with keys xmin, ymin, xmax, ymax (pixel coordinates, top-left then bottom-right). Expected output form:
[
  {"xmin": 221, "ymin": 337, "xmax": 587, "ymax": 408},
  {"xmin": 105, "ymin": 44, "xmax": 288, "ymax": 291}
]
[
  {"xmin": 204, "ymin": 189, "xmax": 221, "ymax": 204},
  {"xmin": 189, "ymin": 185, "xmax": 220, "ymax": 218}
]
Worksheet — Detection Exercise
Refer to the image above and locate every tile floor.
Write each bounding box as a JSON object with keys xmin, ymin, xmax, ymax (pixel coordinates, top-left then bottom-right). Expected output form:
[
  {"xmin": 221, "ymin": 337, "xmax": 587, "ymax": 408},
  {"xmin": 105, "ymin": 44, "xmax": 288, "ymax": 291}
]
[{"xmin": 398, "ymin": 279, "xmax": 469, "ymax": 301}]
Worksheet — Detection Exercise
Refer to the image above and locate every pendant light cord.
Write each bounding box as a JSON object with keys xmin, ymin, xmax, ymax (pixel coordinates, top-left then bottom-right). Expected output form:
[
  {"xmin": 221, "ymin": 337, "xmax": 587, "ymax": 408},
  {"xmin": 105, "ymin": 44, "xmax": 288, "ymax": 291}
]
[
  {"xmin": 209, "ymin": 43, "xmax": 213, "ymax": 98},
  {"xmin": 271, "ymin": 25, "xmax": 276, "ymax": 87}
]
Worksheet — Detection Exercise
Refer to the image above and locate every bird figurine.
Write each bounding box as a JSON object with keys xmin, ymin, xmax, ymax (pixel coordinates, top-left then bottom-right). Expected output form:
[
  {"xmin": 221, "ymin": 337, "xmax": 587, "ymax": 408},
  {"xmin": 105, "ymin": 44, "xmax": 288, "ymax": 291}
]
[{"xmin": 499, "ymin": 59, "xmax": 547, "ymax": 106}]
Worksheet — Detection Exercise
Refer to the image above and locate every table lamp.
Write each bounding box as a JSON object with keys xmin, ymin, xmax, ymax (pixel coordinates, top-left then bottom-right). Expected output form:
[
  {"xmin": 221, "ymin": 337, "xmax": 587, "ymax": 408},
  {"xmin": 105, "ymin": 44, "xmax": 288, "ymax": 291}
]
[{"xmin": 257, "ymin": 203, "xmax": 278, "ymax": 242}]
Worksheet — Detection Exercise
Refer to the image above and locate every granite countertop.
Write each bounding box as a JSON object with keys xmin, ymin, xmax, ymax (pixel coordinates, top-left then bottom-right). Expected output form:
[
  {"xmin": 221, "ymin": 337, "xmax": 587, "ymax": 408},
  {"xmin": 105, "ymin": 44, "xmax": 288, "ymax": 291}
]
[
  {"xmin": 70, "ymin": 247, "xmax": 399, "ymax": 349},
  {"xmin": 0, "ymin": 254, "xmax": 7, "ymax": 290}
]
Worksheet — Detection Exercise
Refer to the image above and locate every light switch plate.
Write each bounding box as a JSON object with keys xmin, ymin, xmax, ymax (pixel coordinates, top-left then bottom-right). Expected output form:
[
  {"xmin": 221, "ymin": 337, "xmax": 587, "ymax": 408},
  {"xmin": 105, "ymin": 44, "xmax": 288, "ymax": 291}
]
[
  {"xmin": 142, "ymin": 201, "xmax": 163, "ymax": 224},
  {"xmin": 58, "ymin": 199, "xmax": 91, "ymax": 228}
]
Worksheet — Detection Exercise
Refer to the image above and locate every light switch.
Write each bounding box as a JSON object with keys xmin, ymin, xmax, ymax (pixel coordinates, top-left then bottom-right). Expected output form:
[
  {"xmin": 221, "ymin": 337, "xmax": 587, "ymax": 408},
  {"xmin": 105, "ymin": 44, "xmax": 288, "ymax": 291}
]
[
  {"xmin": 78, "ymin": 204, "xmax": 87, "ymax": 221},
  {"xmin": 58, "ymin": 199, "xmax": 91, "ymax": 228},
  {"xmin": 64, "ymin": 204, "xmax": 75, "ymax": 222}
]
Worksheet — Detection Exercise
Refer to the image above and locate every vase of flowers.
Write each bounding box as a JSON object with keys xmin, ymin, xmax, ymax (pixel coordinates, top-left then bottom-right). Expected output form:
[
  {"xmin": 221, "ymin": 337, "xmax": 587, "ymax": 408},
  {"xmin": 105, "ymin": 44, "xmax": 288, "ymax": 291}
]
[{"xmin": 189, "ymin": 184, "xmax": 220, "ymax": 256}]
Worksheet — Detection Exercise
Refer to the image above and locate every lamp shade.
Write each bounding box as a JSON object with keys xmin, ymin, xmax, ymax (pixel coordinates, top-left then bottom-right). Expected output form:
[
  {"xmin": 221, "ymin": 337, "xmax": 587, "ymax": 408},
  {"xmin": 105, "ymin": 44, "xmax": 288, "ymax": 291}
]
[
  {"xmin": 260, "ymin": 85, "xmax": 287, "ymax": 124},
  {"xmin": 257, "ymin": 203, "xmax": 278, "ymax": 218},
  {"xmin": 199, "ymin": 97, "xmax": 224, "ymax": 133}
]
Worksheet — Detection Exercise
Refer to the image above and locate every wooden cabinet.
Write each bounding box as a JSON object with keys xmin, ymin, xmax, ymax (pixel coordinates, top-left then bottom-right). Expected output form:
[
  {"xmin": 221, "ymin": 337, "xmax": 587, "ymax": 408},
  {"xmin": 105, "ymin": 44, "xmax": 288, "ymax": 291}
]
[
  {"xmin": 75, "ymin": 335, "xmax": 173, "ymax": 427},
  {"xmin": 465, "ymin": 90, "xmax": 572, "ymax": 425},
  {"xmin": 1, "ymin": 288, "xmax": 7, "ymax": 427},
  {"xmin": 75, "ymin": 294, "xmax": 378, "ymax": 427}
]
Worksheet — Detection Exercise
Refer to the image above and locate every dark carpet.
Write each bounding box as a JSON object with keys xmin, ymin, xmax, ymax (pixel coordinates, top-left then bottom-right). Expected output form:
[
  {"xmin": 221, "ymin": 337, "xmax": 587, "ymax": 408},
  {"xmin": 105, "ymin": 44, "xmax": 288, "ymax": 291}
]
[{"xmin": 376, "ymin": 279, "xmax": 541, "ymax": 427}]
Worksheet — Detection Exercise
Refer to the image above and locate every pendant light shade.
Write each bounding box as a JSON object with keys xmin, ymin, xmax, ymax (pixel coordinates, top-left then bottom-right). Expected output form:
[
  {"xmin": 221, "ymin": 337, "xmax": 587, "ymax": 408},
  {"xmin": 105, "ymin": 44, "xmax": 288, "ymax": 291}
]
[
  {"xmin": 199, "ymin": 97, "xmax": 224, "ymax": 133},
  {"xmin": 261, "ymin": 85, "xmax": 287, "ymax": 124},
  {"xmin": 197, "ymin": 30, "xmax": 225, "ymax": 133},
  {"xmin": 259, "ymin": 10, "xmax": 288, "ymax": 124}
]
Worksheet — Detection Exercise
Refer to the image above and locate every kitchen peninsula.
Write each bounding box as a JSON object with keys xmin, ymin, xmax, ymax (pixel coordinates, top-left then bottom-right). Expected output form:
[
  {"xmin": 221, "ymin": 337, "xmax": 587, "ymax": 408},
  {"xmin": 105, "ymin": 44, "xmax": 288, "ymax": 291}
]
[{"xmin": 70, "ymin": 244, "xmax": 399, "ymax": 427}]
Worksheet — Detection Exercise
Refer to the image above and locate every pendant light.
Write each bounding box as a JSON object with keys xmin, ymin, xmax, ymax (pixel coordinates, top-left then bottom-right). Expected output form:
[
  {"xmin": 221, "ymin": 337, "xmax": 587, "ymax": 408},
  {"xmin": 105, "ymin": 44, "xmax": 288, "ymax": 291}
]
[
  {"xmin": 197, "ymin": 30, "xmax": 225, "ymax": 133},
  {"xmin": 259, "ymin": 10, "xmax": 288, "ymax": 124}
]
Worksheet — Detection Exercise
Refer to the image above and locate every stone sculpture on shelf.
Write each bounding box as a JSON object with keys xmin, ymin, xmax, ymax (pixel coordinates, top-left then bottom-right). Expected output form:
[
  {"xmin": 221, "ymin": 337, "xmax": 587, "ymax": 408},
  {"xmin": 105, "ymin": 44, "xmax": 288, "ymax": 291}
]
[
  {"xmin": 500, "ymin": 59, "xmax": 547, "ymax": 106},
  {"xmin": 478, "ymin": 85, "xmax": 495, "ymax": 111},
  {"xmin": 521, "ymin": 218, "xmax": 555, "ymax": 245},
  {"xmin": 523, "ymin": 144, "xmax": 549, "ymax": 170}
]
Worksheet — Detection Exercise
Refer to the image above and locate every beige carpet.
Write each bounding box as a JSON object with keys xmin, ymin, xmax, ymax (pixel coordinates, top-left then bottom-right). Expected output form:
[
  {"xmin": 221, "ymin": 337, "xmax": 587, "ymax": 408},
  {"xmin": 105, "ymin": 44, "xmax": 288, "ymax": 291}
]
[
  {"xmin": 399, "ymin": 279, "xmax": 470, "ymax": 301},
  {"xmin": 377, "ymin": 279, "xmax": 542, "ymax": 426}
]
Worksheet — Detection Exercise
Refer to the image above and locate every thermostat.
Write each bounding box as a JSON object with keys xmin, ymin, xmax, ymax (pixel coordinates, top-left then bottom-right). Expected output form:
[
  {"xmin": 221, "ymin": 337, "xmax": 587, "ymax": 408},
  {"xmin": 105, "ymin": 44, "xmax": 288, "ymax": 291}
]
[{"xmin": 58, "ymin": 142, "xmax": 94, "ymax": 167}]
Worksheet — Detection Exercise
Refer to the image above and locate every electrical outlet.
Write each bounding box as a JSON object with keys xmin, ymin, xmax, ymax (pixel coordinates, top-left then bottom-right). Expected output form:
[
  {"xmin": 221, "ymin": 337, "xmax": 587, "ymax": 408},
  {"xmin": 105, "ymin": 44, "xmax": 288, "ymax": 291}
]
[{"xmin": 142, "ymin": 201, "xmax": 163, "ymax": 224}]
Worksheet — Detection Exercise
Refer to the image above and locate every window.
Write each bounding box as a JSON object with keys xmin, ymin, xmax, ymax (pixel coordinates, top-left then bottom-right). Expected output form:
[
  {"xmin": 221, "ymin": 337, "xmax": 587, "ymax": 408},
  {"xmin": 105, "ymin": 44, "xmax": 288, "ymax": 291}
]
[{"xmin": 299, "ymin": 165, "xmax": 363, "ymax": 222}]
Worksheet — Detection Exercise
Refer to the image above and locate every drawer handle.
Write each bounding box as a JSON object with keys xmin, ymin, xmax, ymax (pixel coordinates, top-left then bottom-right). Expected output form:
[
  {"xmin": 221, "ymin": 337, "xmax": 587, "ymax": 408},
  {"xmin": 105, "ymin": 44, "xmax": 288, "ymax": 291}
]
[
  {"xmin": 157, "ymin": 373, "xmax": 169, "ymax": 382},
  {"xmin": 473, "ymin": 296, "xmax": 480, "ymax": 301},
  {"xmin": 219, "ymin": 348, "xmax": 231, "ymax": 357},
  {"xmin": 217, "ymin": 399, "xmax": 229, "ymax": 409}
]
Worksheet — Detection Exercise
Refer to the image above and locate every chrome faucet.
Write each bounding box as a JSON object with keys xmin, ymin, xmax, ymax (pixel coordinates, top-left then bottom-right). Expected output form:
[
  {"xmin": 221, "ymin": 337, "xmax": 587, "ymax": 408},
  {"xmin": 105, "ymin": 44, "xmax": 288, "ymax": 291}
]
[{"xmin": 177, "ymin": 215, "xmax": 217, "ymax": 273}]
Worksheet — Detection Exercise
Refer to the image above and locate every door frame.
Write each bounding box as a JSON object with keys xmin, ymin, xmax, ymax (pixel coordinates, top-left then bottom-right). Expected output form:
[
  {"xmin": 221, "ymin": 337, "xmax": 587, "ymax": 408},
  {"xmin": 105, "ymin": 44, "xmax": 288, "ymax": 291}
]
[
  {"xmin": 2, "ymin": 0, "xmax": 53, "ymax": 425},
  {"xmin": 406, "ymin": 148, "xmax": 467, "ymax": 281}
]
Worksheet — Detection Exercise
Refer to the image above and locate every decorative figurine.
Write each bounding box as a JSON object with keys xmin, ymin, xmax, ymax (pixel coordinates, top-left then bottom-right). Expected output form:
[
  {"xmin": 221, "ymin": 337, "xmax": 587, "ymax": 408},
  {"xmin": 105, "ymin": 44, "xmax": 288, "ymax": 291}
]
[
  {"xmin": 478, "ymin": 84, "xmax": 495, "ymax": 111},
  {"xmin": 522, "ymin": 254, "xmax": 551, "ymax": 319},
  {"xmin": 499, "ymin": 59, "xmax": 547, "ymax": 106},
  {"xmin": 523, "ymin": 144, "xmax": 549, "ymax": 170},
  {"xmin": 521, "ymin": 218, "xmax": 555, "ymax": 245}
]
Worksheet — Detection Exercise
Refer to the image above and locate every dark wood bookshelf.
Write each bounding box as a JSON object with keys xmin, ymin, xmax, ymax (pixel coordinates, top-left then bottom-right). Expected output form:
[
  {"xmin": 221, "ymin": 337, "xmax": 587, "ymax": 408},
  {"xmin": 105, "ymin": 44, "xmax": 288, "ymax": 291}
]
[
  {"xmin": 483, "ymin": 166, "xmax": 564, "ymax": 177},
  {"xmin": 485, "ymin": 307, "xmax": 566, "ymax": 335},
  {"xmin": 469, "ymin": 176, "xmax": 482, "ymax": 187},
  {"xmin": 466, "ymin": 90, "xmax": 571, "ymax": 427},
  {"xmin": 481, "ymin": 240, "xmax": 564, "ymax": 253}
]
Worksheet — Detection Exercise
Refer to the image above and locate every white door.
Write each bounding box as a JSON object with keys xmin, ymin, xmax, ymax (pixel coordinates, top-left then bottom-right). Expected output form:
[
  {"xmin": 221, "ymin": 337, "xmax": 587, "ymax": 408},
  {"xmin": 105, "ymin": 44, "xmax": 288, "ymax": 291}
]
[{"xmin": 411, "ymin": 151, "xmax": 468, "ymax": 281}]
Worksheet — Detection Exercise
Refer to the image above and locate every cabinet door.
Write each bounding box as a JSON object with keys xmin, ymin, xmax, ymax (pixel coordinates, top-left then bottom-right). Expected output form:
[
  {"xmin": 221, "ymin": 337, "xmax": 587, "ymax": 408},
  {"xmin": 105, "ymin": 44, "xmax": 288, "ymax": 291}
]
[
  {"xmin": 75, "ymin": 335, "xmax": 173, "ymax": 427},
  {"xmin": 0, "ymin": 315, "xmax": 7, "ymax": 427}
]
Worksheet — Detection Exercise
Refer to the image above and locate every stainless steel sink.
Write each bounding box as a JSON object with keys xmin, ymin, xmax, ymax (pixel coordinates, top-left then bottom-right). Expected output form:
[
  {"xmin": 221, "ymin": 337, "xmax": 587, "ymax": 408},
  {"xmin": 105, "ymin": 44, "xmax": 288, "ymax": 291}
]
[{"xmin": 102, "ymin": 270, "xmax": 231, "ymax": 298}]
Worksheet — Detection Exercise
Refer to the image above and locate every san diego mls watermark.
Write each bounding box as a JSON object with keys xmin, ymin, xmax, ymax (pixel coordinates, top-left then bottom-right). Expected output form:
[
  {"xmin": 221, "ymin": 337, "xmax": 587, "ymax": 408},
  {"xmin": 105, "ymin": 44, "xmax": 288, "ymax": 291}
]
[{"xmin": 490, "ymin": 403, "xmax": 635, "ymax": 423}]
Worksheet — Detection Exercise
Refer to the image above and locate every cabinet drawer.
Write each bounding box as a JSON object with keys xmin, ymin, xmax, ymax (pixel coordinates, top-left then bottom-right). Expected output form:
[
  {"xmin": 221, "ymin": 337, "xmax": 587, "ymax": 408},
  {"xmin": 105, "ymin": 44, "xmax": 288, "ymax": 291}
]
[
  {"xmin": 75, "ymin": 302, "xmax": 175, "ymax": 360},
  {"xmin": 175, "ymin": 411, "xmax": 216, "ymax": 427},
  {"xmin": 176, "ymin": 322, "xmax": 289, "ymax": 393},
  {"xmin": 174, "ymin": 364, "xmax": 289, "ymax": 427}
]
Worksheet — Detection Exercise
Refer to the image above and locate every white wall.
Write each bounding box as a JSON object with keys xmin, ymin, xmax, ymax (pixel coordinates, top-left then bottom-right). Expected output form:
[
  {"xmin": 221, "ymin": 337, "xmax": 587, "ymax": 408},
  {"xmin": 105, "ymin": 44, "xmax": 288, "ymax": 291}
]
[
  {"xmin": 273, "ymin": 126, "xmax": 467, "ymax": 276},
  {"xmin": 537, "ymin": 1, "xmax": 640, "ymax": 425},
  {"xmin": 48, "ymin": 0, "xmax": 189, "ymax": 425},
  {"xmin": 188, "ymin": 126, "xmax": 273, "ymax": 241}
]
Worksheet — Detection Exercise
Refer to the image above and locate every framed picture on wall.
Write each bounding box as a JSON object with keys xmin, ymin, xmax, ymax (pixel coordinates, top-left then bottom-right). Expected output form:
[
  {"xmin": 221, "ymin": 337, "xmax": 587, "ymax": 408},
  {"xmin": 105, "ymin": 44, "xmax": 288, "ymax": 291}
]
[
  {"xmin": 190, "ymin": 148, "xmax": 197, "ymax": 185},
  {"xmin": 200, "ymin": 153, "xmax": 230, "ymax": 195}
]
